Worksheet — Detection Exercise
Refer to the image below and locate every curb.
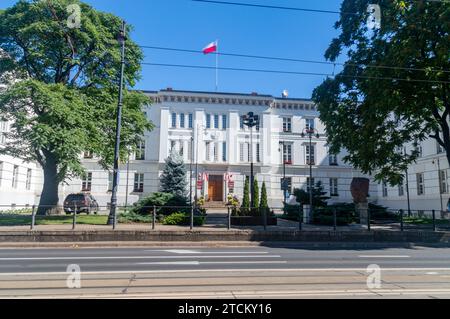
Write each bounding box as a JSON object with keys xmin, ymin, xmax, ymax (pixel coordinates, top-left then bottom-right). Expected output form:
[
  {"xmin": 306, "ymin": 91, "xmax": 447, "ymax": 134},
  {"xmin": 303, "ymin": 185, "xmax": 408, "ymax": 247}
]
[{"xmin": 0, "ymin": 229, "xmax": 449, "ymax": 245}]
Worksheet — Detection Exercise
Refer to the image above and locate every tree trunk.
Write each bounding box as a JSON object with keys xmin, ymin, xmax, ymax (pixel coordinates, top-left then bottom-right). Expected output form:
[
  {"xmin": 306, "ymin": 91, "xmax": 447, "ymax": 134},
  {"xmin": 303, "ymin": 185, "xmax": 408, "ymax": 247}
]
[{"xmin": 37, "ymin": 158, "xmax": 60, "ymax": 216}]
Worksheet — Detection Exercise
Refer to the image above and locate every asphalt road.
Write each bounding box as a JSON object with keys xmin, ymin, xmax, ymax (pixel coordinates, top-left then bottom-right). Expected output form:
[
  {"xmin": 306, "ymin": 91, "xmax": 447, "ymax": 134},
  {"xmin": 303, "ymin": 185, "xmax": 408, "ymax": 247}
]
[{"xmin": 0, "ymin": 245, "xmax": 450, "ymax": 299}]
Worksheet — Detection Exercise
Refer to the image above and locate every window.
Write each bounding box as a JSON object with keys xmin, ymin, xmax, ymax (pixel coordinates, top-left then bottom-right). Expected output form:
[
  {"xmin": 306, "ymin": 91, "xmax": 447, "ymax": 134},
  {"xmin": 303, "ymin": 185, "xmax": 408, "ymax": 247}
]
[
  {"xmin": 134, "ymin": 173, "xmax": 144, "ymax": 193},
  {"xmin": 12, "ymin": 165, "xmax": 18, "ymax": 189},
  {"xmin": 26, "ymin": 169, "xmax": 32, "ymax": 190},
  {"xmin": 222, "ymin": 142, "xmax": 227, "ymax": 161},
  {"xmin": 417, "ymin": 173, "xmax": 424, "ymax": 195},
  {"xmin": 283, "ymin": 144, "xmax": 292, "ymax": 164},
  {"xmin": 205, "ymin": 141, "xmax": 211, "ymax": 161},
  {"xmin": 240, "ymin": 116, "xmax": 244, "ymax": 130},
  {"xmin": 282, "ymin": 117, "xmax": 292, "ymax": 133},
  {"xmin": 188, "ymin": 140, "xmax": 193, "ymax": 161},
  {"xmin": 170, "ymin": 140, "xmax": 176, "ymax": 154},
  {"xmin": 382, "ymin": 181, "xmax": 388, "ymax": 197},
  {"xmin": 135, "ymin": 140, "xmax": 145, "ymax": 160},
  {"xmin": 329, "ymin": 154, "xmax": 338, "ymax": 166},
  {"xmin": 188, "ymin": 113, "xmax": 193, "ymax": 129},
  {"xmin": 179, "ymin": 141, "xmax": 184, "ymax": 157},
  {"xmin": 414, "ymin": 143, "xmax": 423, "ymax": 157},
  {"xmin": 330, "ymin": 178, "xmax": 338, "ymax": 196},
  {"xmin": 256, "ymin": 143, "xmax": 261, "ymax": 163},
  {"xmin": 306, "ymin": 177, "xmax": 315, "ymax": 193},
  {"xmin": 83, "ymin": 151, "xmax": 93, "ymax": 159},
  {"xmin": 398, "ymin": 183, "xmax": 404, "ymax": 197},
  {"xmin": 180, "ymin": 113, "xmax": 185, "ymax": 128},
  {"xmin": 171, "ymin": 113, "xmax": 177, "ymax": 128},
  {"xmin": 222, "ymin": 115, "xmax": 227, "ymax": 130},
  {"xmin": 305, "ymin": 118, "xmax": 315, "ymax": 130},
  {"xmin": 82, "ymin": 172, "xmax": 92, "ymax": 192},
  {"xmin": 240, "ymin": 143, "xmax": 245, "ymax": 162},
  {"xmin": 213, "ymin": 143, "xmax": 218, "ymax": 161},
  {"xmin": 214, "ymin": 114, "xmax": 219, "ymax": 129},
  {"xmin": 107, "ymin": 172, "xmax": 113, "ymax": 192},
  {"xmin": 281, "ymin": 177, "xmax": 292, "ymax": 194},
  {"xmin": 439, "ymin": 170, "xmax": 448, "ymax": 194},
  {"xmin": 437, "ymin": 141, "xmax": 444, "ymax": 154},
  {"xmin": 306, "ymin": 144, "xmax": 315, "ymax": 165},
  {"xmin": 0, "ymin": 161, "xmax": 3, "ymax": 187},
  {"xmin": 0, "ymin": 121, "xmax": 7, "ymax": 145},
  {"xmin": 206, "ymin": 114, "xmax": 211, "ymax": 129}
]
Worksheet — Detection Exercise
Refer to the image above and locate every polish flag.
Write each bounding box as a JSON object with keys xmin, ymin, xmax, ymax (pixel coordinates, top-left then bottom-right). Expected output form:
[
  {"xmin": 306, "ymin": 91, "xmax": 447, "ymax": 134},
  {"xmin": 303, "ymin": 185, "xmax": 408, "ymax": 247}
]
[{"xmin": 202, "ymin": 41, "xmax": 217, "ymax": 54}]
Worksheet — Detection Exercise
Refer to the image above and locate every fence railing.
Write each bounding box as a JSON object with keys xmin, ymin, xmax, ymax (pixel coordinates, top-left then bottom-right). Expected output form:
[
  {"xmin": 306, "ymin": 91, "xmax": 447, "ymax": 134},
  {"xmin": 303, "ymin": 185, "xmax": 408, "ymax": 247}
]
[{"xmin": 0, "ymin": 204, "xmax": 448, "ymax": 232}]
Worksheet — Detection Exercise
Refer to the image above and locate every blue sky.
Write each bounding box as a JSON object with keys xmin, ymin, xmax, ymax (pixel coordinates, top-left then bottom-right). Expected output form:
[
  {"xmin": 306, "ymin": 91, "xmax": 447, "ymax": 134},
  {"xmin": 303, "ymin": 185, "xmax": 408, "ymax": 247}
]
[{"xmin": 0, "ymin": 0, "xmax": 345, "ymax": 99}]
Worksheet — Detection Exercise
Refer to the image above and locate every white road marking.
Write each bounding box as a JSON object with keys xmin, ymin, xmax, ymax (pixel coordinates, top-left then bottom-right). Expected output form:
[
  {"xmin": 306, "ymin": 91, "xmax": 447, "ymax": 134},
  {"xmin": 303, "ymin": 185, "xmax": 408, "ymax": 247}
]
[
  {"xmin": 358, "ymin": 255, "xmax": 410, "ymax": 258},
  {"xmin": 1, "ymin": 267, "xmax": 450, "ymax": 276},
  {"xmin": 0, "ymin": 255, "xmax": 280, "ymax": 261},
  {"xmin": 149, "ymin": 250, "xmax": 269, "ymax": 254},
  {"xmin": 136, "ymin": 261, "xmax": 287, "ymax": 265}
]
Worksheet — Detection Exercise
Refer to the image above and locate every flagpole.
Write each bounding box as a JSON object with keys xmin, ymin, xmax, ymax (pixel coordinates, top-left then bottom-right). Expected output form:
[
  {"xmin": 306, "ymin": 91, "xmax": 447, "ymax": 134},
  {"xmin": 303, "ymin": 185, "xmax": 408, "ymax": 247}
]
[{"xmin": 215, "ymin": 40, "xmax": 219, "ymax": 92}]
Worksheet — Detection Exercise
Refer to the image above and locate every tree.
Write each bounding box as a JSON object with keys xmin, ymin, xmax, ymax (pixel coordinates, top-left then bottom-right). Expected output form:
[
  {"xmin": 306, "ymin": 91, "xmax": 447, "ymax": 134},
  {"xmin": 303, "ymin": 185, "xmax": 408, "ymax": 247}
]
[
  {"xmin": 260, "ymin": 182, "xmax": 268, "ymax": 209},
  {"xmin": 159, "ymin": 152, "xmax": 188, "ymax": 199},
  {"xmin": 241, "ymin": 177, "xmax": 250, "ymax": 214},
  {"xmin": 0, "ymin": 0, "xmax": 152, "ymax": 214},
  {"xmin": 252, "ymin": 178, "xmax": 259, "ymax": 210},
  {"xmin": 293, "ymin": 181, "xmax": 329, "ymax": 208},
  {"xmin": 312, "ymin": 0, "xmax": 450, "ymax": 186}
]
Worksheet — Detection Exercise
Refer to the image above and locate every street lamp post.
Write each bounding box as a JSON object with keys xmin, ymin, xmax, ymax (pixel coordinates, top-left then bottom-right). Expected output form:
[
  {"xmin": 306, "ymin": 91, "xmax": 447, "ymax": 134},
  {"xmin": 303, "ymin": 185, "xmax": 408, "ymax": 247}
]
[
  {"xmin": 301, "ymin": 127, "xmax": 320, "ymax": 221},
  {"xmin": 242, "ymin": 112, "xmax": 260, "ymax": 210},
  {"xmin": 433, "ymin": 157, "xmax": 444, "ymax": 213},
  {"xmin": 190, "ymin": 136, "xmax": 194, "ymax": 206},
  {"xmin": 404, "ymin": 147, "xmax": 411, "ymax": 217},
  {"xmin": 108, "ymin": 20, "xmax": 127, "ymax": 227},
  {"xmin": 279, "ymin": 141, "xmax": 288, "ymax": 205}
]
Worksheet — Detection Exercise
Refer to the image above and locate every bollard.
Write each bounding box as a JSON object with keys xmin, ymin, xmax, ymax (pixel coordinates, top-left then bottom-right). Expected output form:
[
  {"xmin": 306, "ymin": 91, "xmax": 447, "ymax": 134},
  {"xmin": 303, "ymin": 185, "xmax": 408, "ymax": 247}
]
[
  {"xmin": 72, "ymin": 203, "xmax": 77, "ymax": 230},
  {"xmin": 190, "ymin": 206, "xmax": 194, "ymax": 230},
  {"xmin": 399, "ymin": 209, "xmax": 404, "ymax": 232},
  {"xmin": 367, "ymin": 209, "xmax": 371, "ymax": 231},
  {"xmin": 298, "ymin": 205, "xmax": 302, "ymax": 231},
  {"xmin": 152, "ymin": 206, "xmax": 156, "ymax": 230},
  {"xmin": 432, "ymin": 209, "xmax": 436, "ymax": 232},
  {"xmin": 333, "ymin": 208, "xmax": 337, "ymax": 232},
  {"xmin": 30, "ymin": 205, "xmax": 36, "ymax": 230},
  {"xmin": 263, "ymin": 207, "xmax": 267, "ymax": 231},
  {"xmin": 227, "ymin": 207, "xmax": 231, "ymax": 230}
]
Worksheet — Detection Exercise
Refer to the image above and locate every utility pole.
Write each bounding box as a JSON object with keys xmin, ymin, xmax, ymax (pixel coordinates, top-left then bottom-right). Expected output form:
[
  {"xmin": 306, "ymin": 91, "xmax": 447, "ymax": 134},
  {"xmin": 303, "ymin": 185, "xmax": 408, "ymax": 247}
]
[
  {"xmin": 243, "ymin": 112, "xmax": 260, "ymax": 210},
  {"xmin": 404, "ymin": 147, "xmax": 411, "ymax": 217},
  {"xmin": 190, "ymin": 136, "xmax": 194, "ymax": 205},
  {"xmin": 302, "ymin": 127, "xmax": 319, "ymax": 222},
  {"xmin": 107, "ymin": 20, "xmax": 126, "ymax": 227}
]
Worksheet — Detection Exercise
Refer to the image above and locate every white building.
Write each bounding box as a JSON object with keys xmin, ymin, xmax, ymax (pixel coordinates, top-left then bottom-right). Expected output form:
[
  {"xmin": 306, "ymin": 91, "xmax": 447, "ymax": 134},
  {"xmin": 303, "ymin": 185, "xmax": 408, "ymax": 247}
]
[
  {"xmin": 377, "ymin": 137, "xmax": 449, "ymax": 212},
  {"xmin": 60, "ymin": 89, "xmax": 376, "ymax": 208},
  {"xmin": 0, "ymin": 120, "xmax": 42, "ymax": 208},
  {"xmin": 2, "ymin": 88, "xmax": 448, "ymax": 212}
]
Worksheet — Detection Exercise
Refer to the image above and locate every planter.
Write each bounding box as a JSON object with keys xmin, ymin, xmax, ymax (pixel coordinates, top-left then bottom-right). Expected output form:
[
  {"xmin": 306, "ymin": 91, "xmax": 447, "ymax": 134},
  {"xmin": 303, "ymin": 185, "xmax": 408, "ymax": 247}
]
[{"xmin": 231, "ymin": 216, "xmax": 277, "ymax": 226}]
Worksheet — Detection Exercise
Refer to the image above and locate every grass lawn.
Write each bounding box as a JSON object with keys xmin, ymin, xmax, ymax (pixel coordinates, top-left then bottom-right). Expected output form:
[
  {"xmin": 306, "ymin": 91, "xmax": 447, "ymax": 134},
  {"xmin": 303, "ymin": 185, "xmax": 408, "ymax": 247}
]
[
  {"xmin": 0, "ymin": 214, "xmax": 109, "ymax": 226},
  {"xmin": 403, "ymin": 217, "xmax": 449, "ymax": 225}
]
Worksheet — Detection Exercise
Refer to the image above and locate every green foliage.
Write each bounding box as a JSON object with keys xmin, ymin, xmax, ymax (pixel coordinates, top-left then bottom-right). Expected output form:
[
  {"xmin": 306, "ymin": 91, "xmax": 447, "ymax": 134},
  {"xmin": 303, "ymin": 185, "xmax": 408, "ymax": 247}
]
[
  {"xmin": 283, "ymin": 204, "xmax": 302, "ymax": 221},
  {"xmin": 252, "ymin": 178, "xmax": 259, "ymax": 214},
  {"xmin": 118, "ymin": 211, "xmax": 153, "ymax": 224},
  {"xmin": 0, "ymin": 0, "xmax": 153, "ymax": 209},
  {"xmin": 312, "ymin": 0, "xmax": 450, "ymax": 185},
  {"xmin": 292, "ymin": 181, "xmax": 329, "ymax": 208},
  {"xmin": 313, "ymin": 203, "xmax": 357, "ymax": 226},
  {"xmin": 260, "ymin": 182, "xmax": 268, "ymax": 209},
  {"xmin": 159, "ymin": 152, "xmax": 188, "ymax": 198},
  {"xmin": 240, "ymin": 178, "xmax": 250, "ymax": 215},
  {"xmin": 162, "ymin": 212, "xmax": 205, "ymax": 226},
  {"xmin": 130, "ymin": 192, "xmax": 189, "ymax": 216}
]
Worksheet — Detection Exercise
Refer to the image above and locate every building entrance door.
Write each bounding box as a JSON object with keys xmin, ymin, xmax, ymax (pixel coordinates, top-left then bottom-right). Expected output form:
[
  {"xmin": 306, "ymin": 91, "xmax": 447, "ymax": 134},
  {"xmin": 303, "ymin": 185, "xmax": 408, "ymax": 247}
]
[{"xmin": 208, "ymin": 175, "xmax": 224, "ymax": 202}]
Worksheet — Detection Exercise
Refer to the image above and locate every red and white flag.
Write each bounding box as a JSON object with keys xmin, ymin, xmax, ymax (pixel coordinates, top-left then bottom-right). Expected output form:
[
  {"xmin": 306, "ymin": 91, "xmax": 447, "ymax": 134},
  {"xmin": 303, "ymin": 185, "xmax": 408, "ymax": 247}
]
[{"xmin": 202, "ymin": 41, "xmax": 218, "ymax": 54}]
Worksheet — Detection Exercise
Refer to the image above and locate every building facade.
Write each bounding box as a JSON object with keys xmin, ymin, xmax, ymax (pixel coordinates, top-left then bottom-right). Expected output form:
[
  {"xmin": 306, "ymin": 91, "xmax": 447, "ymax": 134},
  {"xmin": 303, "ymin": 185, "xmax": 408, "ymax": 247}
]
[
  {"xmin": 60, "ymin": 89, "xmax": 377, "ymax": 208},
  {"xmin": 0, "ymin": 120, "xmax": 42, "ymax": 208},
  {"xmin": 376, "ymin": 137, "xmax": 450, "ymax": 212}
]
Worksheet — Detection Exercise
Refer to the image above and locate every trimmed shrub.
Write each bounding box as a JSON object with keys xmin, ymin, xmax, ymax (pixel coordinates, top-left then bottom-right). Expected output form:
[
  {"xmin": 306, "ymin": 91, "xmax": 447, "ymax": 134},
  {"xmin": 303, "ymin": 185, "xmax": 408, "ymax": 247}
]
[{"xmin": 162, "ymin": 212, "xmax": 206, "ymax": 226}]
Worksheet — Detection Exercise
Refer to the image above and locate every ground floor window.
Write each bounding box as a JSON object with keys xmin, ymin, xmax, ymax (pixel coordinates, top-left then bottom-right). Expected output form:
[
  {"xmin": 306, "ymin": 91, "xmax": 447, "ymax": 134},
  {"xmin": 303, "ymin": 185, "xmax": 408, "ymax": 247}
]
[
  {"xmin": 329, "ymin": 178, "xmax": 338, "ymax": 196},
  {"xmin": 82, "ymin": 172, "xmax": 92, "ymax": 192},
  {"xmin": 134, "ymin": 173, "xmax": 144, "ymax": 193}
]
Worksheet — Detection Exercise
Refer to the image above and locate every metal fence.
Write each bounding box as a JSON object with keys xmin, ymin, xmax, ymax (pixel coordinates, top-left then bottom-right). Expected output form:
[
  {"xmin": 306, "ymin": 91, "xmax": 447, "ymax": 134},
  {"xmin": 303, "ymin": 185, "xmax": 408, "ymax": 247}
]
[{"xmin": 0, "ymin": 204, "xmax": 448, "ymax": 232}]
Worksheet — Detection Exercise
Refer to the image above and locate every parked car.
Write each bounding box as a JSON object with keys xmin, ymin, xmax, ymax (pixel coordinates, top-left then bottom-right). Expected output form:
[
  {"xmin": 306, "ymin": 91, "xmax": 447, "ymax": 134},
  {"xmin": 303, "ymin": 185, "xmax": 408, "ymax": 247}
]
[{"xmin": 63, "ymin": 193, "xmax": 99, "ymax": 215}]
